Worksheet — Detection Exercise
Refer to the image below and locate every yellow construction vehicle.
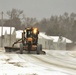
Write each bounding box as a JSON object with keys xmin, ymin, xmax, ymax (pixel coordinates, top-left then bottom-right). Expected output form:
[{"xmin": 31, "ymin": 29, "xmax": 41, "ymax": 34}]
[{"xmin": 5, "ymin": 27, "xmax": 45, "ymax": 54}]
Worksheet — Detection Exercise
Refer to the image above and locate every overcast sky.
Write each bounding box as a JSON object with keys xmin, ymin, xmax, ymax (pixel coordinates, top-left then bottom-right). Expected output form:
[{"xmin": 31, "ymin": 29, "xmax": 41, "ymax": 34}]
[{"xmin": 0, "ymin": 0, "xmax": 76, "ymax": 20}]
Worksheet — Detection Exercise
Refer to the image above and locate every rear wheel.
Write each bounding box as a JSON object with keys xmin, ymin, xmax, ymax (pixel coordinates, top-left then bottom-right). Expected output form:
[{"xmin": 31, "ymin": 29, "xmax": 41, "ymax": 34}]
[
  {"xmin": 37, "ymin": 44, "xmax": 42, "ymax": 54},
  {"xmin": 40, "ymin": 44, "xmax": 42, "ymax": 51},
  {"xmin": 20, "ymin": 43, "xmax": 23, "ymax": 54}
]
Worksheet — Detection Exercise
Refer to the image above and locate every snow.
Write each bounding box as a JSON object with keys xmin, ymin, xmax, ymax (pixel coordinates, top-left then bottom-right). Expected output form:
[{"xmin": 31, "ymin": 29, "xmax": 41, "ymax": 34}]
[
  {"xmin": 39, "ymin": 33, "xmax": 53, "ymax": 40},
  {"xmin": 50, "ymin": 36, "xmax": 72, "ymax": 43},
  {"xmin": 39, "ymin": 33, "xmax": 72, "ymax": 43},
  {"xmin": 49, "ymin": 36, "xmax": 59, "ymax": 42},
  {"xmin": 0, "ymin": 49, "xmax": 76, "ymax": 75}
]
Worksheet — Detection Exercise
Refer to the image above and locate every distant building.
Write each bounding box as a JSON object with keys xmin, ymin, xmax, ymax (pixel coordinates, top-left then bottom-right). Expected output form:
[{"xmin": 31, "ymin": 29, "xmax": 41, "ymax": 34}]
[
  {"xmin": 15, "ymin": 31, "xmax": 73, "ymax": 50},
  {"xmin": 38, "ymin": 32, "xmax": 53, "ymax": 49},
  {"xmin": 50, "ymin": 36, "xmax": 72, "ymax": 50},
  {"xmin": 0, "ymin": 27, "xmax": 16, "ymax": 47},
  {"xmin": 0, "ymin": 27, "xmax": 73, "ymax": 50}
]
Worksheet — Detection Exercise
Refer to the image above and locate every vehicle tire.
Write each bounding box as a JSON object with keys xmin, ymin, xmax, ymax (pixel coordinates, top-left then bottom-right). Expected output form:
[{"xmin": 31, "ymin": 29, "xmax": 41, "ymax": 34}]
[
  {"xmin": 40, "ymin": 44, "xmax": 42, "ymax": 51},
  {"xmin": 28, "ymin": 41, "xmax": 31, "ymax": 54},
  {"xmin": 37, "ymin": 44, "xmax": 41, "ymax": 54},
  {"xmin": 20, "ymin": 43, "xmax": 23, "ymax": 54}
]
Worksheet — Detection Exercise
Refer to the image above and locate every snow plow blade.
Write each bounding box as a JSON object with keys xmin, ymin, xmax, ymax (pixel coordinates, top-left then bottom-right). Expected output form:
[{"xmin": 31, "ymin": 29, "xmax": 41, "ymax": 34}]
[
  {"xmin": 4, "ymin": 46, "xmax": 46, "ymax": 54},
  {"xmin": 5, "ymin": 46, "xmax": 20, "ymax": 52}
]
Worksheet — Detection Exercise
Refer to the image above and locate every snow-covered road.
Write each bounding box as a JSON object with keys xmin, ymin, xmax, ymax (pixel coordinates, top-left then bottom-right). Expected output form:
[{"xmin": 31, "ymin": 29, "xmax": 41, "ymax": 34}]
[{"xmin": 0, "ymin": 49, "xmax": 76, "ymax": 75}]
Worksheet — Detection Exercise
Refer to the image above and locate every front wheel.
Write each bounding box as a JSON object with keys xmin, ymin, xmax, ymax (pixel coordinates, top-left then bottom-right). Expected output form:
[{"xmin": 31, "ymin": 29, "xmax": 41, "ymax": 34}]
[
  {"xmin": 20, "ymin": 43, "xmax": 23, "ymax": 54},
  {"xmin": 37, "ymin": 44, "xmax": 42, "ymax": 54},
  {"xmin": 40, "ymin": 44, "xmax": 42, "ymax": 51}
]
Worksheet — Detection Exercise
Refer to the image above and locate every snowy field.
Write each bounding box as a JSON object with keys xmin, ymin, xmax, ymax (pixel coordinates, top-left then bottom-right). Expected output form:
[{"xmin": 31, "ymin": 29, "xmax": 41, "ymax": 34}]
[{"xmin": 0, "ymin": 49, "xmax": 76, "ymax": 75}]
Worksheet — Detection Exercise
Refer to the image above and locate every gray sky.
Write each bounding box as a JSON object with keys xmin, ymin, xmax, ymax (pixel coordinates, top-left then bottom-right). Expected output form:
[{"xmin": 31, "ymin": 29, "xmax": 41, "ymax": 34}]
[{"xmin": 0, "ymin": 0, "xmax": 76, "ymax": 20}]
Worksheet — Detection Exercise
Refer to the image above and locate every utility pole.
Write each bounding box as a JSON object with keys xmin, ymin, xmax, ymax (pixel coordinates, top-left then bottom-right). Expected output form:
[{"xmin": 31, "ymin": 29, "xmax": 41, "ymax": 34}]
[
  {"xmin": 1, "ymin": 11, "xmax": 4, "ymax": 47},
  {"xmin": 10, "ymin": 26, "xmax": 12, "ymax": 46},
  {"xmin": 9, "ymin": 14, "xmax": 12, "ymax": 46}
]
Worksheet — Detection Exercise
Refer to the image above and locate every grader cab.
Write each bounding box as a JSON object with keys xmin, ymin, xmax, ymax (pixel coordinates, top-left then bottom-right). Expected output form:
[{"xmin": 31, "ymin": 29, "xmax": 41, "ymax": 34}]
[{"xmin": 5, "ymin": 27, "xmax": 45, "ymax": 54}]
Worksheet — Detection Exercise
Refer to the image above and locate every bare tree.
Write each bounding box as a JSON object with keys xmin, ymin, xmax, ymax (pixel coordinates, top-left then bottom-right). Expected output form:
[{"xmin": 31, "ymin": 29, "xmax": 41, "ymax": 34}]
[{"xmin": 7, "ymin": 8, "xmax": 23, "ymax": 19}]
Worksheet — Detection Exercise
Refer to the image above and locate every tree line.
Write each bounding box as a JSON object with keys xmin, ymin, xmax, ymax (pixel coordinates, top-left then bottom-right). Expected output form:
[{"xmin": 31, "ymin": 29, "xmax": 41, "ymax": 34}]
[
  {"xmin": 0, "ymin": 9, "xmax": 76, "ymax": 42},
  {"xmin": 33, "ymin": 12, "xmax": 76, "ymax": 42}
]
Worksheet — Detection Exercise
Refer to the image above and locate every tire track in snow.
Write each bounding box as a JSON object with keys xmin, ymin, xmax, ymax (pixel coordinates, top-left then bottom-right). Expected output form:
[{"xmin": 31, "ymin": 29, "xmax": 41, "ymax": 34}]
[
  {"xmin": 18, "ymin": 54, "xmax": 76, "ymax": 71},
  {"xmin": 31, "ymin": 55, "xmax": 76, "ymax": 70},
  {"xmin": 47, "ymin": 53, "xmax": 76, "ymax": 66},
  {"xmin": 18, "ymin": 54, "xmax": 76, "ymax": 75}
]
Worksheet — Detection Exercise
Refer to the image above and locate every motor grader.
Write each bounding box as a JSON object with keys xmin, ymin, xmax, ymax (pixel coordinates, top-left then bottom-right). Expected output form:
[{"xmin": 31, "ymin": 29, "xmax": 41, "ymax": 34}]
[{"xmin": 5, "ymin": 27, "xmax": 45, "ymax": 54}]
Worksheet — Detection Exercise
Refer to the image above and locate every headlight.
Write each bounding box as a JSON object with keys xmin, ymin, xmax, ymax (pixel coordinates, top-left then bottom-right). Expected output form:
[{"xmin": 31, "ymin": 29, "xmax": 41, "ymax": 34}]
[
  {"xmin": 24, "ymin": 30, "xmax": 26, "ymax": 32},
  {"xmin": 33, "ymin": 28, "xmax": 38, "ymax": 34}
]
